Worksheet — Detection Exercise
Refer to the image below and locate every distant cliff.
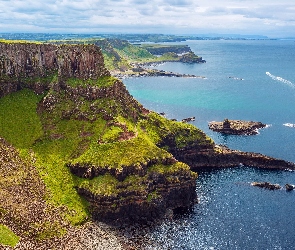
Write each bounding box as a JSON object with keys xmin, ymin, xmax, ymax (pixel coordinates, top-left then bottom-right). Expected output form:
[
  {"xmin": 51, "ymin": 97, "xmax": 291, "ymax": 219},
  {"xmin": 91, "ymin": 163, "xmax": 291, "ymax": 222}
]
[{"xmin": 140, "ymin": 44, "xmax": 192, "ymax": 55}]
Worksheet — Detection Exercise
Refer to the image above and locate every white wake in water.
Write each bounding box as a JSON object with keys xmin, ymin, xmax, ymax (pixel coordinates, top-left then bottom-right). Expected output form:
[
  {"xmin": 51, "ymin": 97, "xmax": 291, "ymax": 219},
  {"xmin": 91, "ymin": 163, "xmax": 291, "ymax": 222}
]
[
  {"xmin": 266, "ymin": 72, "xmax": 295, "ymax": 88},
  {"xmin": 283, "ymin": 123, "xmax": 295, "ymax": 128}
]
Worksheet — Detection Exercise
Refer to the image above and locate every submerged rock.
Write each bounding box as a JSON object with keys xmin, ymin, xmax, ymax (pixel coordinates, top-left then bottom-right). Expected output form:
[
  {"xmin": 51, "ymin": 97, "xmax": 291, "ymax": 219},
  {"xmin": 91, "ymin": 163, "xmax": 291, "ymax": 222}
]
[
  {"xmin": 285, "ymin": 184, "xmax": 295, "ymax": 191},
  {"xmin": 251, "ymin": 182, "xmax": 281, "ymax": 190}
]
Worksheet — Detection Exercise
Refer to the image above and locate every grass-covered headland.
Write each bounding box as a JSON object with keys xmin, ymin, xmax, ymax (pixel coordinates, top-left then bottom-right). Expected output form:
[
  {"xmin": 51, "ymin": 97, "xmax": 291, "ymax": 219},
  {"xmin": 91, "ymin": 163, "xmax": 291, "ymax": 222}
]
[{"xmin": 0, "ymin": 40, "xmax": 215, "ymax": 248}]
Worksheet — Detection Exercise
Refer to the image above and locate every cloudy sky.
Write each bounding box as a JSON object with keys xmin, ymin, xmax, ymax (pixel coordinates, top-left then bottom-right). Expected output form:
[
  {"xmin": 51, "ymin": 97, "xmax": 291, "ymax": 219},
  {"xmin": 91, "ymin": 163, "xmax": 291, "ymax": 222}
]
[{"xmin": 0, "ymin": 0, "xmax": 294, "ymax": 37}]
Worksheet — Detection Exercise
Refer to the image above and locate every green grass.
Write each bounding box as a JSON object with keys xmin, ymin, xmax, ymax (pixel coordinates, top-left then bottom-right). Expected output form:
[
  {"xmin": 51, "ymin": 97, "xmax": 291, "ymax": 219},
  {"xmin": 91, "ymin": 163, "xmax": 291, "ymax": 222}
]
[
  {"xmin": 77, "ymin": 173, "xmax": 119, "ymax": 196},
  {"xmin": 114, "ymin": 45, "xmax": 155, "ymax": 62},
  {"xmin": 102, "ymin": 52, "xmax": 131, "ymax": 71},
  {"xmin": 19, "ymin": 72, "xmax": 58, "ymax": 88},
  {"xmin": 138, "ymin": 112, "xmax": 214, "ymax": 148},
  {"xmin": 32, "ymin": 140, "xmax": 90, "ymax": 225},
  {"xmin": 148, "ymin": 162, "xmax": 191, "ymax": 174},
  {"xmin": 32, "ymin": 221, "xmax": 67, "ymax": 241},
  {"xmin": 0, "ymin": 224, "xmax": 19, "ymax": 247},
  {"xmin": 71, "ymin": 135, "xmax": 172, "ymax": 170},
  {"xmin": 0, "ymin": 39, "xmax": 42, "ymax": 44},
  {"xmin": 0, "ymin": 89, "xmax": 90, "ymax": 225},
  {"xmin": 0, "ymin": 89, "xmax": 44, "ymax": 148}
]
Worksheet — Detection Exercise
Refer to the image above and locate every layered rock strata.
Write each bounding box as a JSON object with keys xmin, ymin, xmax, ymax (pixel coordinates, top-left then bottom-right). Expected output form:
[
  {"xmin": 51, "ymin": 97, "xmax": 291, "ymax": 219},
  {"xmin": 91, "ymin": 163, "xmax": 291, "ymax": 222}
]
[
  {"xmin": 168, "ymin": 143, "xmax": 295, "ymax": 171},
  {"xmin": 0, "ymin": 42, "xmax": 109, "ymax": 97},
  {"xmin": 0, "ymin": 41, "xmax": 198, "ymax": 224}
]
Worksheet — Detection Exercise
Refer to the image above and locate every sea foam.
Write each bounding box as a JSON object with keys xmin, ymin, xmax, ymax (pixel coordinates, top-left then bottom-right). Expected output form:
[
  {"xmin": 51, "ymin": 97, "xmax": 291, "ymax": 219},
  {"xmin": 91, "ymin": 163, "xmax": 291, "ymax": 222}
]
[
  {"xmin": 283, "ymin": 123, "xmax": 295, "ymax": 128},
  {"xmin": 266, "ymin": 72, "xmax": 295, "ymax": 88}
]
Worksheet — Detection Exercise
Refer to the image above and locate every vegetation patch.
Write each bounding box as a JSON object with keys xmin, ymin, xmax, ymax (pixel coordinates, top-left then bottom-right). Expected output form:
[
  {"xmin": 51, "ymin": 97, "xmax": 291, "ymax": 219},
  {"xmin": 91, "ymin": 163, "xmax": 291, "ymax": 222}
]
[
  {"xmin": 0, "ymin": 89, "xmax": 89, "ymax": 227},
  {"xmin": 77, "ymin": 173, "xmax": 119, "ymax": 196},
  {"xmin": 138, "ymin": 112, "xmax": 214, "ymax": 148},
  {"xmin": 71, "ymin": 135, "xmax": 172, "ymax": 170},
  {"xmin": 19, "ymin": 72, "xmax": 58, "ymax": 88},
  {"xmin": 0, "ymin": 89, "xmax": 44, "ymax": 148},
  {"xmin": 0, "ymin": 224, "xmax": 19, "ymax": 247},
  {"xmin": 65, "ymin": 76, "xmax": 117, "ymax": 88}
]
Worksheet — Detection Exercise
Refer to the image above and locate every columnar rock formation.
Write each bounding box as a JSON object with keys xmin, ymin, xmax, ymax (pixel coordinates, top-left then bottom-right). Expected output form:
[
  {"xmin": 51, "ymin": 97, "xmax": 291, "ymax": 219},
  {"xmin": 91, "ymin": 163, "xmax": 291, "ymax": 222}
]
[{"xmin": 0, "ymin": 42, "xmax": 109, "ymax": 97}]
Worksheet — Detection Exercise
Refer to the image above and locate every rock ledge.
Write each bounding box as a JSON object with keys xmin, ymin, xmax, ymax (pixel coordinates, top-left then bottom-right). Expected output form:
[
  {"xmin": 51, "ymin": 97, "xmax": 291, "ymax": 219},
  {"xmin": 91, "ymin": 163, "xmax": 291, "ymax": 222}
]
[{"xmin": 209, "ymin": 119, "xmax": 266, "ymax": 135}]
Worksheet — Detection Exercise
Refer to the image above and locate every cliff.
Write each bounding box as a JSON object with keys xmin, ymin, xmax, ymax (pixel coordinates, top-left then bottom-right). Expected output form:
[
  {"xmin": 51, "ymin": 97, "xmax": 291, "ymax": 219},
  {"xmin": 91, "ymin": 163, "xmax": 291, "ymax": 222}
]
[
  {"xmin": 0, "ymin": 41, "xmax": 198, "ymax": 247},
  {"xmin": 49, "ymin": 38, "xmax": 205, "ymax": 74},
  {"xmin": 1, "ymin": 40, "xmax": 294, "ymax": 248},
  {"xmin": 140, "ymin": 44, "xmax": 192, "ymax": 55},
  {"xmin": 0, "ymin": 42, "xmax": 109, "ymax": 97}
]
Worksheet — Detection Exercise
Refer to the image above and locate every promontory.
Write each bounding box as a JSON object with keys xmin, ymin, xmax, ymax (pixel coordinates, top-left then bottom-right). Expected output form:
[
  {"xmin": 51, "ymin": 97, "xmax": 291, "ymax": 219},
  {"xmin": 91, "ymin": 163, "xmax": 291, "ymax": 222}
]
[{"xmin": 0, "ymin": 40, "xmax": 294, "ymax": 249}]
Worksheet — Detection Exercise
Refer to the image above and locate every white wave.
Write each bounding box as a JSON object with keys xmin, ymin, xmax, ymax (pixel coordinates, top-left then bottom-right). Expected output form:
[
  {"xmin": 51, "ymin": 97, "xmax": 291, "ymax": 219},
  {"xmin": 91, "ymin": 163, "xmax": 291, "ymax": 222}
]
[
  {"xmin": 283, "ymin": 123, "xmax": 295, "ymax": 128},
  {"xmin": 266, "ymin": 72, "xmax": 295, "ymax": 88}
]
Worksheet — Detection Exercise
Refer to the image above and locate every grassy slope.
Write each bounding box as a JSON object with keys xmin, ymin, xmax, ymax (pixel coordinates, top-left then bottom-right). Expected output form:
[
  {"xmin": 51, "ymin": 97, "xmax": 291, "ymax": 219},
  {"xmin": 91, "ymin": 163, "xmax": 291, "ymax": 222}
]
[
  {"xmin": 0, "ymin": 89, "xmax": 90, "ymax": 246},
  {"xmin": 0, "ymin": 74, "xmax": 213, "ymax": 246}
]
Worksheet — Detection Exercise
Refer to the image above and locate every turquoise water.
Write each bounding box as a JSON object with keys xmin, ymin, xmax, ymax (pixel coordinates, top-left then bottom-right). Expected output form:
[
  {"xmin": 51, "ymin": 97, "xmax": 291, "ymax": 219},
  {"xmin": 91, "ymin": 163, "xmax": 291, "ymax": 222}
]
[
  {"xmin": 125, "ymin": 40, "xmax": 295, "ymax": 162},
  {"xmin": 123, "ymin": 40, "xmax": 295, "ymax": 249}
]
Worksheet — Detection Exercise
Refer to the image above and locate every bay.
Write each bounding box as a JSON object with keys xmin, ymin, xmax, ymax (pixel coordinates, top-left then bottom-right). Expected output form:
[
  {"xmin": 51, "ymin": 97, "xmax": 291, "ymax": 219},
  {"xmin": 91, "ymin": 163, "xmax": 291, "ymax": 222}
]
[{"xmin": 123, "ymin": 40, "xmax": 295, "ymax": 249}]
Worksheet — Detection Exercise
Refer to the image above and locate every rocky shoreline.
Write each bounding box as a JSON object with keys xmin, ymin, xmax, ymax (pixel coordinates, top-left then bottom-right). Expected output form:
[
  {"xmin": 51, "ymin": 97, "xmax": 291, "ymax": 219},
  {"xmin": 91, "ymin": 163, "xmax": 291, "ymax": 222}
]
[
  {"xmin": 171, "ymin": 144, "xmax": 295, "ymax": 171},
  {"xmin": 2, "ymin": 41, "xmax": 295, "ymax": 249},
  {"xmin": 112, "ymin": 67, "xmax": 205, "ymax": 79}
]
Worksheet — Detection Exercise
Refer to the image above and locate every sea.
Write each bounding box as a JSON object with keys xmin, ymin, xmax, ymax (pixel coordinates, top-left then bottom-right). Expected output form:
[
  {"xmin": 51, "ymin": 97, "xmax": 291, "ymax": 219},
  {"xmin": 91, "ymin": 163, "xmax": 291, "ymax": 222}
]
[{"xmin": 123, "ymin": 39, "xmax": 295, "ymax": 249}]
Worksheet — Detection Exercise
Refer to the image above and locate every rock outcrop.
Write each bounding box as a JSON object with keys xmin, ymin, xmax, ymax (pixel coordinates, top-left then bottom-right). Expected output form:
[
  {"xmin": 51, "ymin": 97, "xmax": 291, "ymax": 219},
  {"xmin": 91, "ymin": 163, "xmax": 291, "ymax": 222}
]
[
  {"xmin": 209, "ymin": 119, "xmax": 266, "ymax": 135},
  {"xmin": 155, "ymin": 124, "xmax": 295, "ymax": 171},
  {"xmin": 169, "ymin": 143, "xmax": 295, "ymax": 171},
  {"xmin": 251, "ymin": 182, "xmax": 281, "ymax": 190},
  {"xmin": 285, "ymin": 184, "xmax": 295, "ymax": 191},
  {"xmin": 142, "ymin": 44, "xmax": 192, "ymax": 55},
  {"xmin": 1, "ymin": 40, "xmax": 295, "ymax": 231},
  {"xmin": 78, "ymin": 166, "xmax": 197, "ymax": 223},
  {"xmin": 0, "ymin": 42, "xmax": 109, "ymax": 97}
]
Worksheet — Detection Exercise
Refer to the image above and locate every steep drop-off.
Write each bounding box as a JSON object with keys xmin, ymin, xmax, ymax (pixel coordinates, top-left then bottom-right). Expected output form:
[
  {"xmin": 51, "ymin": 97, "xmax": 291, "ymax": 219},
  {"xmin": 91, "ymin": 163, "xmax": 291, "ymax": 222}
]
[
  {"xmin": 1, "ymin": 40, "xmax": 294, "ymax": 248},
  {"xmin": 0, "ymin": 41, "xmax": 200, "ymax": 247},
  {"xmin": 0, "ymin": 42, "xmax": 109, "ymax": 97}
]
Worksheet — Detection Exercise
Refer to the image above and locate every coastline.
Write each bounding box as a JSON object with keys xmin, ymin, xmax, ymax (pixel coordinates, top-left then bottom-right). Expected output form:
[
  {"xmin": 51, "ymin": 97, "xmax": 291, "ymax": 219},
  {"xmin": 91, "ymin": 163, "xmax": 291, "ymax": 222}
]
[{"xmin": 1, "ymin": 39, "xmax": 295, "ymax": 249}]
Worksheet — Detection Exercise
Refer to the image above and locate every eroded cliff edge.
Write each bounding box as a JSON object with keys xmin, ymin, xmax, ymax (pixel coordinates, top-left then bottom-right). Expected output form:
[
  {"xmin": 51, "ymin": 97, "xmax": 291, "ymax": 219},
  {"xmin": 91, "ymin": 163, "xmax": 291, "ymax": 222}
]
[
  {"xmin": 0, "ymin": 40, "xmax": 294, "ymax": 247},
  {"xmin": 0, "ymin": 41, "xmax": 200, "ymax": 247}
]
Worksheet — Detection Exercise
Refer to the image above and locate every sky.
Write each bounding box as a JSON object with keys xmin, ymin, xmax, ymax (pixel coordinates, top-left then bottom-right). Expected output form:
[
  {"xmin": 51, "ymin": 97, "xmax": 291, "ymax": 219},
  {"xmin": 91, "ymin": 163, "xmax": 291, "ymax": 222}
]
[{"xmin": 0, "ymin": 0, "xmax": 294, "ymax": 37}]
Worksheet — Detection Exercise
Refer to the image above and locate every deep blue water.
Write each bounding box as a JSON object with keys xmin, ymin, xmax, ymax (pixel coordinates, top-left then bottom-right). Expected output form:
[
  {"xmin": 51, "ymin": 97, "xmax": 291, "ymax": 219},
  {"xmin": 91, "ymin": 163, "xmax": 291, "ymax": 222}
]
[{"xmin": 123, "ymin": 40, "xmax": 295, "ymax": 249}]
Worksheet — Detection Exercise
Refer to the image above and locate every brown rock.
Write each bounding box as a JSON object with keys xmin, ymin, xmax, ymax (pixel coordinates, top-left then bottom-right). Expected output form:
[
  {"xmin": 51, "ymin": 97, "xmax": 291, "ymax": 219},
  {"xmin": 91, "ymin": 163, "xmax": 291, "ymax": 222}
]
[
  {"xmin": 251, "ymin": 182, "xmax": 281, "ymax": 190},
  {"xmin": 208, "ymin": 119, "xmax": 266, "ymax": 135}
]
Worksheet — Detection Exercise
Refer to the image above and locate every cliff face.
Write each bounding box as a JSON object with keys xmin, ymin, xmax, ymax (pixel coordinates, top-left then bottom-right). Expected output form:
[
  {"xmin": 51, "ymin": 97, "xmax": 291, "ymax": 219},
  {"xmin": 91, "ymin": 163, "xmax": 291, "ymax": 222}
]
[
  {"xmin": 0, "ymin": 41, "xmax": 197, "ymax": 231},
  {"xmin": 57, "ymin": 44, "xmax": 110, "ymax": 80},
  {"xmin": 0, "ymin": 43, "xmax": 58, "ymax": 78},
  {"xmin": 0, "ymin": 42, "xmax": 109, "ymax": 97}
]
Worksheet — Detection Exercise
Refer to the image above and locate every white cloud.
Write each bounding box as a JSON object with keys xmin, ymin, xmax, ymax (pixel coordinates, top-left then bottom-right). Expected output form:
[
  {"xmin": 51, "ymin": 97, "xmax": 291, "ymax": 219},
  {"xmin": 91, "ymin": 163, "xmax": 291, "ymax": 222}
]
[{"xmin": 0, "ymin": 0, "xmax": 294, "ymax": 37}]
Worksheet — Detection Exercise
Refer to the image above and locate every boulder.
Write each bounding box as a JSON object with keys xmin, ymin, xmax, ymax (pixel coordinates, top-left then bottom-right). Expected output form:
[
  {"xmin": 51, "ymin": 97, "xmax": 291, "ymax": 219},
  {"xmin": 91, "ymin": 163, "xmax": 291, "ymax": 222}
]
[{"xmin": 285, "ymin": 184, "xmax": 295, "ymax": 191}]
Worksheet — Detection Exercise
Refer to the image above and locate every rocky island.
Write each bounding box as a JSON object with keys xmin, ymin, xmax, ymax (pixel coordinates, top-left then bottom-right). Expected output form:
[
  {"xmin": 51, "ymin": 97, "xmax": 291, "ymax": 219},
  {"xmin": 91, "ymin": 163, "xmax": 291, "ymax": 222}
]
[
  {"xmin": 0, "ymin": 40, "xmax": 294, "ymax": 248},
  {"xmin": 209, "ymin": 119, "xmax": 267, "ymax": 135}
]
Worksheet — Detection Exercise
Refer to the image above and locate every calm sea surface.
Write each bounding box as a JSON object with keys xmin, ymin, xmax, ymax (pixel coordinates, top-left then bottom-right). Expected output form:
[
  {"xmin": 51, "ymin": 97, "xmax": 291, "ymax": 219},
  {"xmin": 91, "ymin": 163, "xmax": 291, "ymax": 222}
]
[{"xmin": 123, "ymin": 40, "xmax": 295, "ymax": 249}]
